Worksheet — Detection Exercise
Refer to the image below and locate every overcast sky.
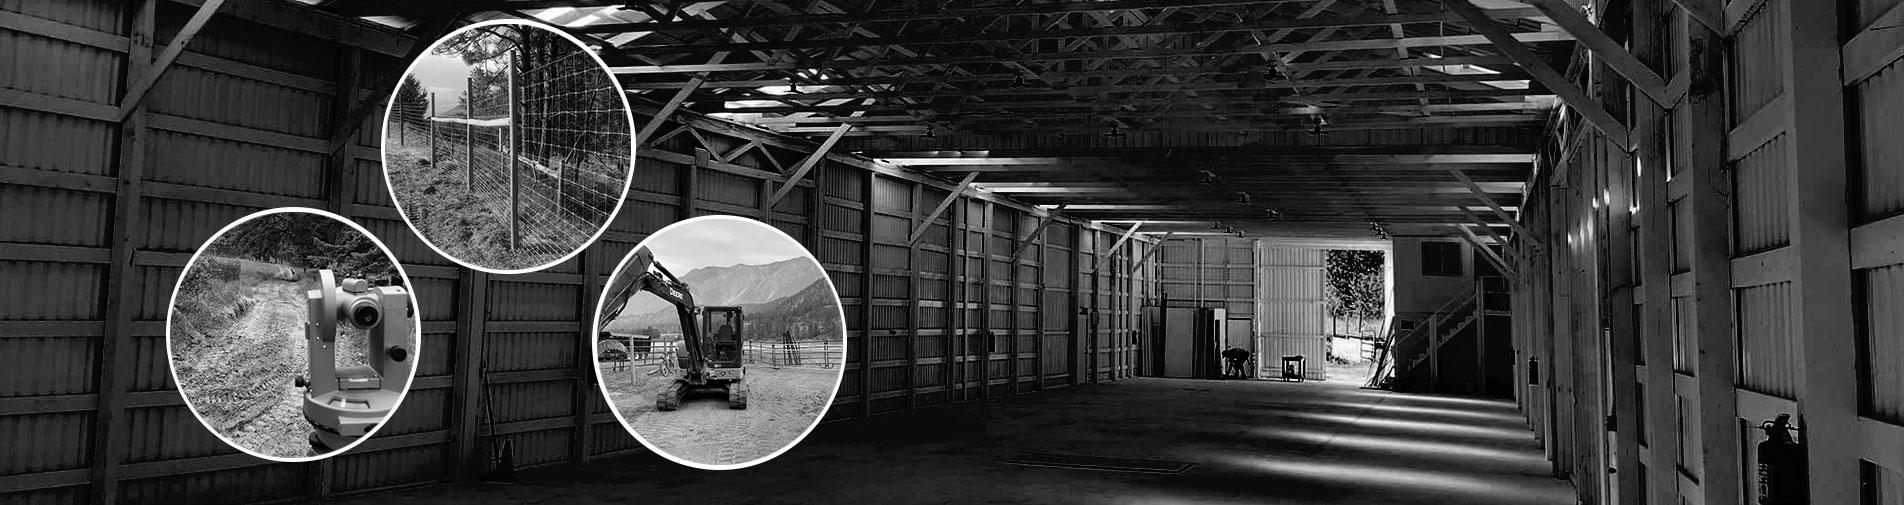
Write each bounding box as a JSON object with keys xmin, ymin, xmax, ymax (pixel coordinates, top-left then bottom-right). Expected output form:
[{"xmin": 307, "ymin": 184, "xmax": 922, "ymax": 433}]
[
  {"xmin": 644, "ymin": 218, "xmax": 811, "ymax": 273},
  {"xmin": 408, "ymin": 52, "xmax": 470, "ymax": 113}
]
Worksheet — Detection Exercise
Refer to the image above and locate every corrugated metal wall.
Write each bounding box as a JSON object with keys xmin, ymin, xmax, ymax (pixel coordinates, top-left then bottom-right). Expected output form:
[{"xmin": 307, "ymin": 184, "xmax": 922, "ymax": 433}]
[
  {"xmin": 1516, "ymin": 1, "xmax": 1902, "ymax": 503},
  {"xmin": 1156, "ymin": 237, "xmax": 1255, "ymax": 317},
  {"xmin": 1254, "ymin": 244, "xmax": 1326, "ymax": 380},
  {"xmin": 0, "ymin": 3, "xmax": 1157, "ymax": 503},
  {"xmin": 1852, "ymin": 4, "xmax": 1904, "ymax": 501}
]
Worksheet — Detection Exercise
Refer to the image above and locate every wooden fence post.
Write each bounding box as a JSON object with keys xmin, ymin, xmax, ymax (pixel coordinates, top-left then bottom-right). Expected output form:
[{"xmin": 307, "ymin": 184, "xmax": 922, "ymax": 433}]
[{"xmin": 506, "ymin": 52, "xmax": 520, "ymax": 249}]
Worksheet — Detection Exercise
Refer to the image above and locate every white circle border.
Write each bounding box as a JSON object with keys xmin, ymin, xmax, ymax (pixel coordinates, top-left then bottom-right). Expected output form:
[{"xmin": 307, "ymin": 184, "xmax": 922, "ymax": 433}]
[
  {"xmin": 377, "ymin": 18, "xmax": 640, "ymax": 275},
  {"xmin": 589, "ymin": 215, "xmax": 851, "ymax": 471},
  {"xmin": 161, "ymin": 206, "xmax": 425, "ymax": 463}
]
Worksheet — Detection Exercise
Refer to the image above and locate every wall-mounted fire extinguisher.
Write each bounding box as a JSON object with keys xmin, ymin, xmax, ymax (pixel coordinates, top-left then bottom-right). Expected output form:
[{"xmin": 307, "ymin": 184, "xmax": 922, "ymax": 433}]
[
  {"xmin": 1756, "ymin": 413, "xmax": 1806, "ymax": 505},
  {"xmin": 1527, "ymin": 357, "xmax": 1540, "ymax": 385}
]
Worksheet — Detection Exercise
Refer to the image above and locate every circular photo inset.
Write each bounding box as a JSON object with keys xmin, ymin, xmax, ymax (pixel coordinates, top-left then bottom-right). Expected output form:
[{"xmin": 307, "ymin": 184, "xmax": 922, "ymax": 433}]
[
  {"xmin": 165, "ymin": 208, "xmax": 421, "ymax": 461},
  {"xmin": 593, "ymin": 216, "xmax": 847, "ymax": 470},
  {"xmin": 381, "ymin": 19, "xmax": 636, "ymax": 273}
]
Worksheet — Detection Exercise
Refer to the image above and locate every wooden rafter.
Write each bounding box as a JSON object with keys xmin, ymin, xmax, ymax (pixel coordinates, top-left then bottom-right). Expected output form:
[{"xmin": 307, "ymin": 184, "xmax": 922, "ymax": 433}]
[
  {"xmin": 1523, "ymin": 0, "xmax": 1678, "ymax": 106},
  {"xmin": 1009, "ymin": 205, "xmax": 1068, "ymax": 261},
  {"xmin": 619, "ymin": 8, "xmax": 1546, "ymax": 55},
  {"xmin": 908, "ymin": 172, "xmax": 980, "ymax": 245},
  {"xmin": 637, "ymin": 52, "xmax": 728, "ymax": 145},
  {"xmin": 563, "ymin": 0, "xmax": 1286, "ymax": 32},
  {"xmin": 765, "ymin": 120, "xmax": 852, "ymax": 208},
  {"xmin": 1445, "ymin": 0, "xmax": 1631, "ymax": 150},
  {"xmin": 1453, "ymin": 224, "xmax": 1516, "ymax": 279},
  {"xmin": 118, "ymin": 0, "xmax": 226, "ymax": 120},
  {"xmin": 1127, "ymin": 233, "xmax": 1176, "ymax": 274},
  {"xmin": 1450, "ymin": 168, "xmax": 1540, "ymax": 247}
]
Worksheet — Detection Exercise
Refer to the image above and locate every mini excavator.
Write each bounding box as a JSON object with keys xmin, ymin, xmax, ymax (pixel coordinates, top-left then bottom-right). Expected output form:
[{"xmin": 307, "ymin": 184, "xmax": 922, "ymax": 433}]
[
  {"xmin": 599, "ymin": 247, "xmax": 748, "ymax": 411},
  {"xmin": 296, "ymin": 270, "xmax": 415, "ymax": 453}
]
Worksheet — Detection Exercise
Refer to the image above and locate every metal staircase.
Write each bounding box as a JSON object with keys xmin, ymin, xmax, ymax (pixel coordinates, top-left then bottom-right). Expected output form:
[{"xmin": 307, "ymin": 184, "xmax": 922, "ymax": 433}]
[{"xmin": 1374, "ymin": 276, "xmax": 1512, "ymax": 392}]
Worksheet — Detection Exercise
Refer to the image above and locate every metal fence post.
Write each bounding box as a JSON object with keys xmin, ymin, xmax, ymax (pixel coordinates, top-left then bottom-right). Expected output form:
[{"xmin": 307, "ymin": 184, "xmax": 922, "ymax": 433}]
[{"xmin": 507, "ymin": 51, "xmax": 520, "ymax": 249}]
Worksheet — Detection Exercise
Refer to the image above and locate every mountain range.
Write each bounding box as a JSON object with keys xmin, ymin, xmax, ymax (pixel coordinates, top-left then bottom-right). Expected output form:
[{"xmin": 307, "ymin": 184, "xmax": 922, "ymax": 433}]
[{"xmin": 605, "ymin": 258, "xmax": 843, "ymax": 341}]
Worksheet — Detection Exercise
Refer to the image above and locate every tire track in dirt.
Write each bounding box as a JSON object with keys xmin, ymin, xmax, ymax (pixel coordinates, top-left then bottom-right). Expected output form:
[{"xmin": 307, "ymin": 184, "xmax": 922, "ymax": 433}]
[{"xmin": 177, "ymin": 276, "xmax": 316, "ymax": 459}]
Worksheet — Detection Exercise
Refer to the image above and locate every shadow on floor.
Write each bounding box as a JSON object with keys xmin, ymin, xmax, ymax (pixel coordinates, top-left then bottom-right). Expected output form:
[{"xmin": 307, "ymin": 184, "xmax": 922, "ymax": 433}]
[{"xmin": 321, "ymin": 378, "xmax": 1573, "ymax": 505}]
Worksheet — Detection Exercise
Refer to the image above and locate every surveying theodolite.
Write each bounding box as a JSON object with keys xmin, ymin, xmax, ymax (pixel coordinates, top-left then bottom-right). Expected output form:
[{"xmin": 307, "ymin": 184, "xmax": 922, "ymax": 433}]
[{"xmin": 296, "ymin": 269, "xmax": 415, "ymax": 453}]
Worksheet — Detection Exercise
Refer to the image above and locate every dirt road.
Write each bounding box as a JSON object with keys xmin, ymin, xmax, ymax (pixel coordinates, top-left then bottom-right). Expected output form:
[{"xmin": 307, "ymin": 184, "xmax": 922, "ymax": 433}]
[
  {"xmin": 600, "ymin": 365, "xmax": 839, "ymax": 466},
  {"xmin": 172, "ymin": 259, "xmax": 375, "ymax": 458}
]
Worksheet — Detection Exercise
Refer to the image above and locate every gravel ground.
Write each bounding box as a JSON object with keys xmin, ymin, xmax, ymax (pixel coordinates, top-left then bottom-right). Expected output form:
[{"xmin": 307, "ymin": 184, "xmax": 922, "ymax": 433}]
[
  {"xmin": 171, "ymin": 258, "xmax": 373, "ymax": 459},
  {"xmin": 599, "ymin": 364, "xmax": 840, "ymax": 467}
]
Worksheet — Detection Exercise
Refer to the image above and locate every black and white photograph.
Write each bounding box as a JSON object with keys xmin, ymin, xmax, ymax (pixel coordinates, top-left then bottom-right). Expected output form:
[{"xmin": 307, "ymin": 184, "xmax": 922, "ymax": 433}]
[
  {"xmin": 165, "ymin": 208, "xmax": 419, "ymax": 461},
  {"xmin": 382, "ymin": 19, "xmax": 635, "ymax": 273},
  {"xmin": 593, "ymin": 216, "xmax": 846, "ymax": 469},
  {"xmin": 3, "ymin": 1, "xmax": 1897, "ymax": 504}
]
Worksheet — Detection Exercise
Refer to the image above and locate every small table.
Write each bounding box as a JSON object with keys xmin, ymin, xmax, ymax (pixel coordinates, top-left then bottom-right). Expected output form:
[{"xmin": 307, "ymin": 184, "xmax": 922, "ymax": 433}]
[{"xmin": 1280, "ymin": 355, "xmax": 1306, "ymax": 382}]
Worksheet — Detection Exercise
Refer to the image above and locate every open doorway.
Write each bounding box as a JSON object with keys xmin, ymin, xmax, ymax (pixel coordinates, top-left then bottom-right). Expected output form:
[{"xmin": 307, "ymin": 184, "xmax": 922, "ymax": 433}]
[{"xmin": 1324, "ymin": 249, "xmax": 1390, "ymax": 386}]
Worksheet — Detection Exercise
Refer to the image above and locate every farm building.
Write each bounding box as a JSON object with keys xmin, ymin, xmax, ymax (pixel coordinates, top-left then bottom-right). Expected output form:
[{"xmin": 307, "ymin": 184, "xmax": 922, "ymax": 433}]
[{"xmin": 0, "ymin": 0, "xmax": 1896, "ymax": 504}]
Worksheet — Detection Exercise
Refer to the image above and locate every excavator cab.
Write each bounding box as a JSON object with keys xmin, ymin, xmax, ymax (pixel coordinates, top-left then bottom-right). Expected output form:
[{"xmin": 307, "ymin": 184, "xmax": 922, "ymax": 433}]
[{"xmin": 703, "ymin": 307, "xmax": 745, "ymax": 375}]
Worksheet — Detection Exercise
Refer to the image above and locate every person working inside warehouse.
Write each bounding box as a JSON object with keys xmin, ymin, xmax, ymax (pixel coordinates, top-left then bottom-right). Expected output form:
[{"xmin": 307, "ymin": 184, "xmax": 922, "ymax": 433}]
[{"xmin": 1222, "ymin": 346, "xmax": 1251, "ymax": 379}]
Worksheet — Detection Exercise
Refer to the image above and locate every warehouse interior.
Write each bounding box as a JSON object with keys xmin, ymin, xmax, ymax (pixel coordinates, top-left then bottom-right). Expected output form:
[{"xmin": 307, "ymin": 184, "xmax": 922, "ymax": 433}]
[{"xmin": 0, "ymin": 0, "xmax": 1896, "ymax": 504}]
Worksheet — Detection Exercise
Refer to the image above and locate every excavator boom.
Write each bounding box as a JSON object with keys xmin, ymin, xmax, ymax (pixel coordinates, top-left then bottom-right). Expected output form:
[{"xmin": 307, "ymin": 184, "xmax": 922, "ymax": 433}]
[{"xmin": 600, "ymin": 247, "xmax": 709, "ymax": 378}]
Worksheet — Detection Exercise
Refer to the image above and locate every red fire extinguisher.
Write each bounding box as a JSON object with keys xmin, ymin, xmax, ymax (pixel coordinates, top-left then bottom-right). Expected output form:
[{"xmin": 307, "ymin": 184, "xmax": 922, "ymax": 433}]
[{"xmin": 1756, "ymin": 413, "xmax": 1806, "ymax": 505}]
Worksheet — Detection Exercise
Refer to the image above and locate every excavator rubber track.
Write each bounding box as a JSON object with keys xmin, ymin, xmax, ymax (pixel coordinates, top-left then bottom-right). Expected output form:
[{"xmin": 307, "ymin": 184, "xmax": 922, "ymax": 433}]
[
  {"xmin": 726, "ymin": 379, "xmax": 748, "ymax": 409},
  {"xmin": 655, "ymin": 380, "xmax": 688, "ymax": 411}
]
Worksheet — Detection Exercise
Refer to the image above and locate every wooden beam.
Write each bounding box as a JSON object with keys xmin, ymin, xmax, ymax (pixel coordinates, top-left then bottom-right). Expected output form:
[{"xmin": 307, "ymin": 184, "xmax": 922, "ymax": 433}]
[
  {"xmin": 708, "ymin": 88, "xmax": 1548, "ymax": 114},
  {"xmin": 1128, "ymin": 233, "xmax": 1176, "ymax": 275},
  {"xmin": 1009, "ymin": 205, "xmax": 1067, "ymax": 262},
  {"xmin": 1451, "ymin": 169, "xmax": 1540, "ymax": 246},
  {"xmin": 1457, "ymin": 205, "xmax": 1516, "ymax": 259},
  {"xmin": 622, "ymin": 8, "xmax": 1546, "ymax": 54},
  {"xmin": 711, "ymin": 71, "xmax": 1537, "ymax": 102},
  {"xmin": 636, "ymin": 52, "xmax": 726, "ymax": 145},
  {"xmin": 628, "ymin": 65, "xmax": 1531, "ymax": 90},
  {"xmin": 179, "ymin": 0, "xmax": 413, "ymax": 56},
  {"xmin": 1683, "ymin": 11, "xmax": 1741, "ymax": 505},
  {"xmin": 93, "ymin": 3, "xmax": 155, "ymax": 502},
  {"xmin": 118, "ymin": 0, "xmax": 225, "ymax": 120},
  {"xmin": 565, "ymin": 1, "xmax": 1309, "ymax": 32},
  {"xmin": 1525, "ymin": 0, "xmax": 1677, "ymax": 106},
  {"xmin": 610, "ymin": 32, "xmax": 1570, "ymax": 74},
  {"xmin": 1670, "ymin": 0, "xmax": 1725, "ymax": 33},
  {"xmin": 327, "ymin": 16, "xmax": 459, "ymax": 151},
  {"xmin": 449, "ymin": 270, "xmax": 488, "ymax": 479},
  {"xmin": 1841, "ymin": 0, "xmax": 1904, "ymax": 85},
  {"xmin": 1103, "ymin": 221, "xmax": 1145, "ymax": 259},
  {"xmin": 765, "ymin": 121, "xmax": 851, "ymax": 208},
  {"xmin": 1630, "ymin": 2, "xmax": 1679, "ymax": 501},
  {"xmin": 1446, "ymin": 0, "xmax": 1632, "ymax": 150},
  {"xmin": 1455, "ymin": 225, "xmax": 1516, "ymax": 279},
  {"xmin": 1287, "ymin": 55, "xmax": 1517, "ymax": 72},
  {"xmin": 908, "ymin": 172, "xmax": 979, "ymax": 245},
  {"xmin": 1782, "ymin": 1, "xmax": 1858, "ymax": 502}
]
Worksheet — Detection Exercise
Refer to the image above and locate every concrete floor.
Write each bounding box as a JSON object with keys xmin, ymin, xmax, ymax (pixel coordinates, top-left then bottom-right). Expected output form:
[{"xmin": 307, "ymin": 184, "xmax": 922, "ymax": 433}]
[{"xmin": 333, "ymin": 378, "xmax": 1572, "ymax": 505}]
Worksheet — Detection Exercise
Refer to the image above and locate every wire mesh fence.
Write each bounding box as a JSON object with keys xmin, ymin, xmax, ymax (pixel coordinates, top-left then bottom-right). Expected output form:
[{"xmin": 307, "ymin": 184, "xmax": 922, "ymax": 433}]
[{"xmin": 384, "ymin": 24, "xmax": 629, "ymax": 268}]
